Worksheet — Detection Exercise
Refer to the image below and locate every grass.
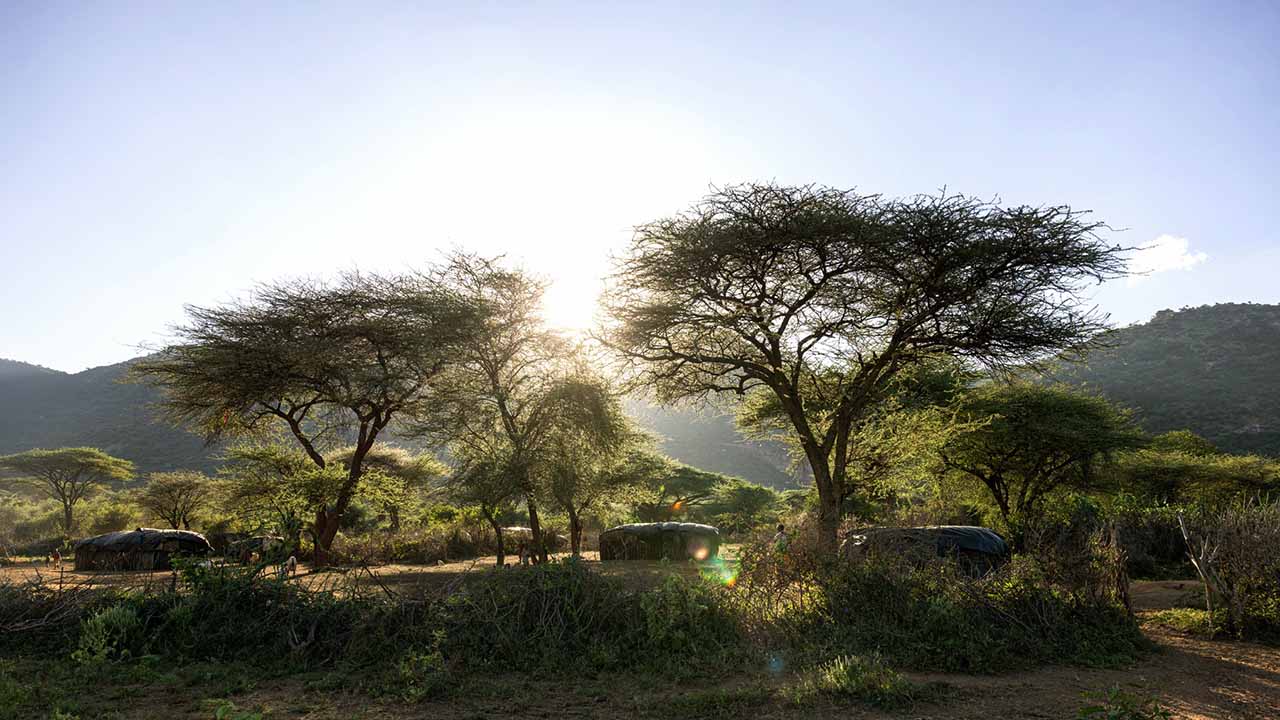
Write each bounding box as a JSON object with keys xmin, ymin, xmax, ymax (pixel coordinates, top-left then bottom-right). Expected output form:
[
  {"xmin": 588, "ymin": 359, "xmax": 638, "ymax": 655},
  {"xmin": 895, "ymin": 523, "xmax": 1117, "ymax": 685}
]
[
  {"xmin": 784, "ymin": 654, "xmax": 936, "ymax": 709},
  {"xmin": 1143, "ymin": 608, "xmax": 1220, "ymax": 637}
]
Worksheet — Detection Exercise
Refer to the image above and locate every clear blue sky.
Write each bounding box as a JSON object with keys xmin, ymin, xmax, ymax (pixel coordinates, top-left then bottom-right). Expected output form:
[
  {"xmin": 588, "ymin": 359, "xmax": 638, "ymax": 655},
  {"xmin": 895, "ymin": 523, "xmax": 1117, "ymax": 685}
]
[{"xmin": 3, "ymin": 1, "xmax": 1277, "ymax": 372}]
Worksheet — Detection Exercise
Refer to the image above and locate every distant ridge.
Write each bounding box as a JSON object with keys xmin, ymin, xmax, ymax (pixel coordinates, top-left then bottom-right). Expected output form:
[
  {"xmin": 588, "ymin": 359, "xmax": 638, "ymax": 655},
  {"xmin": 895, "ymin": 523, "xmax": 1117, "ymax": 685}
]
[
  {"xmin": 1051, "ymin": 303, "xmax": 1280, "ymax": 456},
  {"xmin": 0, "ymin": 357, "xmax": 798, "ymax": 486}
]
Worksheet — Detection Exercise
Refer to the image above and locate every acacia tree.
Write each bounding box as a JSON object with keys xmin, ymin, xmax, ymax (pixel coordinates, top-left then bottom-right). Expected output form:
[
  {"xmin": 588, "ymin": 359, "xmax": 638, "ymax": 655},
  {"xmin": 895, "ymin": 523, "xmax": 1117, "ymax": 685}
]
[
  {"xmin": 540, "ymin": 374, "xmax": 647, "ymax": 555},
  {"xmin": 446, "ymin": 447, "xmax": 523, "ymax": 566},
  {"xmin": 135, "ymin": 270, "xmax": 482, "ymax": 561},
  {"xmin": 135, "ymin": 470, "xmax": 215, "ymax": 529},
  {"xmin": 0, "ymin": 448, "xmax": 134, "ymax": 536},
  {"xmin": 940, "ymin": 383, "xmax": 1145, "ymax": 546},
  {"xmin": 428, "ymin": 254, "xmax": 572, "ymax": 562},
  {"xmin": 603, "ymin": 183, "xmax": 1127, "ymax": 550}
]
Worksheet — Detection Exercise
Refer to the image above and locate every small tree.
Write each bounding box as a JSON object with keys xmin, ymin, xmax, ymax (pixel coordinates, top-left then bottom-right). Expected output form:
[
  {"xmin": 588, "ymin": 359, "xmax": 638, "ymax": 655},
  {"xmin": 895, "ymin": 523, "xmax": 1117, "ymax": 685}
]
[
  {"xmin": 135, "ymin": 471, "xmax": 216, "ymax": 529},
  {"xmin": 220, "ymin": 443, "xmax": 336, "ymax": 553},
  {"xmin": 135, "ymin": 270, "xmax": 482, "ymax": 561},
  {"xmin": 326, "ymin": 445, "xmax": 445, "ymax": 531},
  {"xmin": 0, "ymin": 448, "xmax": 134, "ymax": 536},
  {"xmin": 633, "ymin": 461, "xmax": 728, "ymax": 522},
  {"xmin": 603, "ymin": 183, "xmax": 1127, "ymax": 550},
  {"xmin": 941, "ymin": 383, "xmax": 1145, "ymax": 546},
  {"xmin": 446, "ymin": 448, "xmax": 522, "ymax": 566},
  {"xmin": 427, "ymin": 253, "xmax": 573, "ymax": 562}
]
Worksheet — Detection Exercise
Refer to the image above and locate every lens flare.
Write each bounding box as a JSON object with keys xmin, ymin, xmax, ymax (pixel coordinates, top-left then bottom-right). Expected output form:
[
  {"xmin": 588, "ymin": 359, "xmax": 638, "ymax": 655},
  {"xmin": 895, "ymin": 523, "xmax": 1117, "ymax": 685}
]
[{"xmin": 700, "ymin": 556, "xmax": 739, "ymax": 587}]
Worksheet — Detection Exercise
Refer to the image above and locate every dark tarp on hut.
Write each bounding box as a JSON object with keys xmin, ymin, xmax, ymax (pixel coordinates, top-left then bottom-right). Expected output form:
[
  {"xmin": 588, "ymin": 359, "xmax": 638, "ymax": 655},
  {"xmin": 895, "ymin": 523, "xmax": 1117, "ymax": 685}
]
[
  {"xmin": 598, "ymin": 522, "xmax": 721, "ymax": 561},
  {"xmin": 74, "ymin": 528, "xmax": 213, "ymax": 571},
  {"xmin": 841, "ymin": 525, "xmax": 1008, "ymax": 575}
]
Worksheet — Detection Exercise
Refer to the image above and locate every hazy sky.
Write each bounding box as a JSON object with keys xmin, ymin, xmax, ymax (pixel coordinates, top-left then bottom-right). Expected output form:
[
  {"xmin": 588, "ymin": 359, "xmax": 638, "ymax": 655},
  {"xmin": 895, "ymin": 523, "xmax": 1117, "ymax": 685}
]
[{"xmin": 3, "ymin": 2, "xmax": 1277, "ymax": 373}]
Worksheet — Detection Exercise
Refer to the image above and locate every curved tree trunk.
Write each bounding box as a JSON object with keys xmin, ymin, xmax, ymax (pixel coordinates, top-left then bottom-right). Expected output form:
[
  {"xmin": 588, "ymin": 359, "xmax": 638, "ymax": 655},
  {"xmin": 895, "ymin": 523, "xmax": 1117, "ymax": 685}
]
[{"xmin": 482, "ymin": 507, "xmax": 506, "ymax": 566}]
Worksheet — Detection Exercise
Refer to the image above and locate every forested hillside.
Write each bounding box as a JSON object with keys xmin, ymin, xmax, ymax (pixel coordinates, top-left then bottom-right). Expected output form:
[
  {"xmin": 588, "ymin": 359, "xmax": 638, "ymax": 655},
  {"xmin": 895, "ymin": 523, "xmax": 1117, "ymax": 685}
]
[
  {"xmin": 0, "ymin": 358, "xmax": 798, "ymax": 485},
  {"xmin": 1053, "ymin": 303, "xmax": 1280, "ymax": 456}
]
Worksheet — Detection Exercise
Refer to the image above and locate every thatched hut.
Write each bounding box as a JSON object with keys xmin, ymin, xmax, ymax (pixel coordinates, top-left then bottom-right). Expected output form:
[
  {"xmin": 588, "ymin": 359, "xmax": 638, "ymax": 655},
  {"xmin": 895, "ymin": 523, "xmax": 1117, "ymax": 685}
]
[
  {"xmin": 598, "ymin": 522, "xmax": 721, "ymax": 561},
  {"xmin": 841, "ymin": 525, "xmax": 1008, "ymax": 575},
  {"xmin": 74, "ymin": 528, "xmax": 213, "ymax": 571}
]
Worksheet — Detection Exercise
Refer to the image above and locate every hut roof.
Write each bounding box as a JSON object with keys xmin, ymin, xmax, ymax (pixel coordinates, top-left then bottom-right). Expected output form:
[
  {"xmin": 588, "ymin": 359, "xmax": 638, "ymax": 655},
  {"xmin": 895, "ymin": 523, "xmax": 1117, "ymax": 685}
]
[
  {"xmin": 601, "ymin": 522, "xmax": 721, "ymax": 537},
  {"xmin": 75, "ymin": 528, "xmax": 213, "ymax": 553},
  {"xmin": 848, "ymin": 525, "xmax": 1007, "ymax": 556}
]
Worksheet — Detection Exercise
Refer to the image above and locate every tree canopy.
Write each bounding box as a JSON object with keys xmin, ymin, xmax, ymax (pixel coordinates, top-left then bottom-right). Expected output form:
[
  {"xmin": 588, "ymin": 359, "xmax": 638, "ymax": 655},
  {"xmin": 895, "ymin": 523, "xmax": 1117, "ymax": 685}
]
[
  {"xmin": 603, "ymin": 183, "xmax": 1127, "ymax": 548},
  {"xmin": 0, "ymin": 447, "xmax": 134, "ymax": 535},
  {"xmin": 941, "ymin": 383, "xmax": 1145, "ymax": 545},
  {"xmin": 134, "ymin": 470, "xmax": 215, "ymax": 530},
  {"xmin": 135, "ymin": 269, "xmax": 483, "ymax": 558}
]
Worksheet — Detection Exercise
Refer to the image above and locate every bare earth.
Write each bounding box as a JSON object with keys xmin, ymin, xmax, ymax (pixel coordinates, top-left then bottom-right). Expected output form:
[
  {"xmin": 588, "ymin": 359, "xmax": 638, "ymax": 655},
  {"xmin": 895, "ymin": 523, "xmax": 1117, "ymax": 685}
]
[{"xmin": 3, "ymin": 561, "xmax": 1278, "ymax": 719}]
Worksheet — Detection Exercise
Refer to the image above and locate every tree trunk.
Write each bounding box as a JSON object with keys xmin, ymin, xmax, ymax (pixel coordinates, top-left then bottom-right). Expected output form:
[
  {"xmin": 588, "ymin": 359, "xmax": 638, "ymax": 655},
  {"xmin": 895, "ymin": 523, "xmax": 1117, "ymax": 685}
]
[
  {"xmin": 568, "ymin": 508, "xmax": 582, "ymax": 557},
  {"xmin": 801, "ymin": 442, "xmax": 840, "ymax": 553},
  {"xmin": 484, "ymin": 510, "xmax": 506, "ymax": 567},
  {"xmin": 526, "ymin": 494, "xmax": 548, "ymax": 563},
  {"xmin": 387, "ymin": 504, "xmax": 401, "ymax": 532},
  {"xmin": 61, "ymin": 501, "xmax": 74, "ymax": 537},
  {"xmin": 313, "ymin": 508, "xmax": 342, "ymax": 565}
]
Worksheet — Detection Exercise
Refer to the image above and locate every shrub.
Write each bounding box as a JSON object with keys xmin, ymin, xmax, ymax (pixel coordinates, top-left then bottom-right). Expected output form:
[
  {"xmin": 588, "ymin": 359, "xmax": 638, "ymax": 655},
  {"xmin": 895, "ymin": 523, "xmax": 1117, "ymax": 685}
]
[
  {"xmin": 72, "ymin": 603, "xmax": 145, "ymax": 664},
  {"xmin": 786, "ymin": 654, "xmax": 921, "ymax": 709},
  {"xmin": 732, "ymin": 532, "xmax": 1146, "ymax": 673},
  {"xmin": 1180, "ymin": 502, "xmax": 1280, "ymax": 642},
  {"xmin": 440, "ymin": 558, "xmax": 742, "ymax": 674}
]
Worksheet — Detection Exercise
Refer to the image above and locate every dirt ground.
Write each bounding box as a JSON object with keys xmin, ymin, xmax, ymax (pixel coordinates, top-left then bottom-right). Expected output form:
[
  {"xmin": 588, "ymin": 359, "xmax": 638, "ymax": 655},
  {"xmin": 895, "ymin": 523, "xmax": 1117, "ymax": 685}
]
[{"xmin": 3, "ymin": 560, "xmax": 1278, "ymax": 719}]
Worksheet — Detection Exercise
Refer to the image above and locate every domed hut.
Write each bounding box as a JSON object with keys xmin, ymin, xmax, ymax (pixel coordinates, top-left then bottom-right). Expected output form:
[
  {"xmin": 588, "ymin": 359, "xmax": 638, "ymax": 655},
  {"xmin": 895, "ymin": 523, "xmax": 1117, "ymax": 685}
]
[
  {"xmin": 599, "ymin": 522, "xmax": 721, "ymax": 561},
  {"xmin": 74, "ymin": 528, "xmax": 213, "ymax": 571},
  {"xmin": 841, "ymin": 525, "xmax": 1008, "ymax": 576}
]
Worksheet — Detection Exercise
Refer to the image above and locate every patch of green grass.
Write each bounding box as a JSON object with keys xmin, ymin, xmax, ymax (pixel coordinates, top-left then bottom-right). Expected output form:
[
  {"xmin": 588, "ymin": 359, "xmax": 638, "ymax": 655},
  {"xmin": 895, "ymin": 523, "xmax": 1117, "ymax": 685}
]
[
  {"xmin": 785, "ymin": 654, "xmax": 929, "ymax": 710},
  {"xmin": 1077, "ymin": 685, "xmax": 1172, "ymax": 720},
  {"xmin": 1144, "ymin": 608, "xmax": 1220, "ymax": 637}
]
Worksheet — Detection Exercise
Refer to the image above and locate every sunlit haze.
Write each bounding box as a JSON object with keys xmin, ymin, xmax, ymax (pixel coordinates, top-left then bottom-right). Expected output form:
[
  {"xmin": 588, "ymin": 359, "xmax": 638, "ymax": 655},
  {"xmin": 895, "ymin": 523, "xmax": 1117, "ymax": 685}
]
[{"xmin": 3, "ymin": 2, "xmax": 1277, "ymax": 372}]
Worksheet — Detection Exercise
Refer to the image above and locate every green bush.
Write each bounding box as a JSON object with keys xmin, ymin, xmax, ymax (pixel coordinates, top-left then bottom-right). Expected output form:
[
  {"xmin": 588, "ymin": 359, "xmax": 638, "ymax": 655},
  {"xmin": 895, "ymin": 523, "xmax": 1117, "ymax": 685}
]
[
  {"xmin": 731, "ymin": 535, "xmax": 1146, "ymax": 674},
  {"xmin": 72, "ymin": 604, "xmax": 145, "ymax": 664},
  {"xmin": 786, "ymin": 654, "xmax": 921, "ymax": 709},
  {"xmin": 440, "ymin": 558, "xmax": 742, "ymax": 673}
]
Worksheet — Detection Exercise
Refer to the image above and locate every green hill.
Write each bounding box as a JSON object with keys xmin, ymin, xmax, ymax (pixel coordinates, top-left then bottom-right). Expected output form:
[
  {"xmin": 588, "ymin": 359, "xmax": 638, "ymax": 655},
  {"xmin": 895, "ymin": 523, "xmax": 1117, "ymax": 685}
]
[{"xmin": 1052, "ymin": 303, "xmax": 1280, "ymax": 456}]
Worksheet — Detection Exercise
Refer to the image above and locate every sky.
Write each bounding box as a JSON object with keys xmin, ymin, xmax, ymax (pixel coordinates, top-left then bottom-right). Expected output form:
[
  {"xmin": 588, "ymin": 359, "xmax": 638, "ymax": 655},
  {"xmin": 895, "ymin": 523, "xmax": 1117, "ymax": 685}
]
[{"xmin": 2, "ymin": 1, "xmax": 1277, "ymax": 373}]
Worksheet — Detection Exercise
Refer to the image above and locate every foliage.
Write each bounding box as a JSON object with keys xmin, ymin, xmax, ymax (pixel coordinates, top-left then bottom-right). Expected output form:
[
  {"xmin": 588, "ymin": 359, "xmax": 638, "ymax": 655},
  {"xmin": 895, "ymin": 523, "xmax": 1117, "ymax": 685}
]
[
  {"xmin": 1109, "ymin": 444, "xmax": 1278, "ymax": 509},
  {"xmin": 133, "ymin": 470, "xmax": 216, "ymax": 529},
  {"xmin": 0, "ymin": 447, "xmax": 135, "ymax": 535},
  {"xmin": 1179, "ymin": 502, "xmax": 1280, "ymax": 642},
  {"xmin": 941, "ymin": 383, "xmax": 1145, "ymax": 545},
  {"xmin": 1077, "ymin": 685, "xmax": 1172, "ymax": 720},
  {"xmin": 134, "ymin": 268, "xmax": 484, "ymax": 555},
  {"xmin": 730, "ymin": 530, "xmax": 1146, "ymax": 673},
  {"xmin": 786, "ymin": 654, "xmax": 923, "ymax": 709},
  {"xmin": 71, "ymin": 604, "xmax": 144, "ymax": 664},
  {"xmin": 603, "ymin": 183, "xmax": 1126, "ymax": 548}
]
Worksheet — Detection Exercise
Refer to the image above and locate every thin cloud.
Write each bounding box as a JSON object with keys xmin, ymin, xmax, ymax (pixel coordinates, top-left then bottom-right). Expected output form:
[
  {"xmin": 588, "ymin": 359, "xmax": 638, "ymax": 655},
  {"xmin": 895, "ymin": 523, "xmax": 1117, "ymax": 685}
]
[{"xmin": 1127, "ymin": 234, "xmax": 1207, "ymax": 286}]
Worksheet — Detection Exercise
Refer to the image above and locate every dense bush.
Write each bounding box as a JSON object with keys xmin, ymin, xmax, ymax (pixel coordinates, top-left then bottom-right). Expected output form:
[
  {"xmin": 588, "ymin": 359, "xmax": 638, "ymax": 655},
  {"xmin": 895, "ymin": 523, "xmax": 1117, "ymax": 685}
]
[
  {"xmin": 731, "ymin": 525, "xmax": 1147, "ymax": 673},
  {"xmin": 1181, "ymin": 502, "xmax": 1280, "ymax": 642}
]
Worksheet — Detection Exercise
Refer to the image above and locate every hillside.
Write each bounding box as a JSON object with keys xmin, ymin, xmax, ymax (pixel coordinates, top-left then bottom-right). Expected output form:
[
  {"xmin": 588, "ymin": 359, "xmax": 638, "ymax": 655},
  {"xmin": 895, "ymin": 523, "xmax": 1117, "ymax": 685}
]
[
  {"xmin": 0, "ymin": 358, "xmax": 798, "ymax": 486},
  {"xmin": 1052, "ymin": 303, "xmax": 1280, "ymax": 456}
]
